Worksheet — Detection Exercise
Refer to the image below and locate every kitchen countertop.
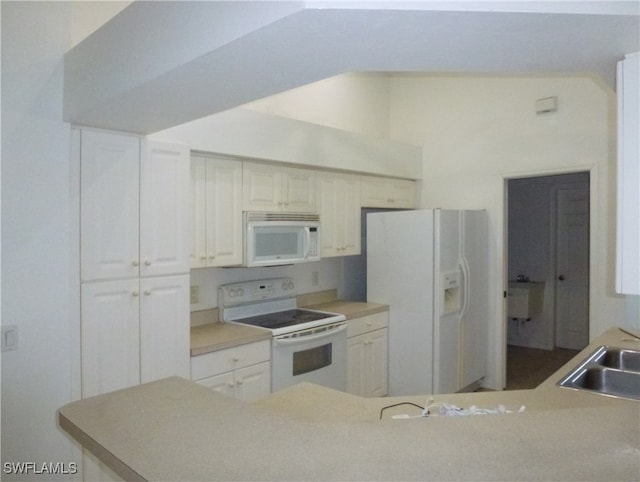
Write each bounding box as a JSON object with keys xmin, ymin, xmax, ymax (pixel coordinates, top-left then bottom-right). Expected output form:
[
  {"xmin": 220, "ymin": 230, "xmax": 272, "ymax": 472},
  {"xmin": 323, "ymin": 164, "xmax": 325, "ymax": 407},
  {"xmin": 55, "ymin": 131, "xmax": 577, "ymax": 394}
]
[
  {"xmin": 59, "ymin": 327, "xmax": 639, "ymax": 481},
  {"xmin": 190, "ymin": 299, "xmax": 388, "ymax": 356}
]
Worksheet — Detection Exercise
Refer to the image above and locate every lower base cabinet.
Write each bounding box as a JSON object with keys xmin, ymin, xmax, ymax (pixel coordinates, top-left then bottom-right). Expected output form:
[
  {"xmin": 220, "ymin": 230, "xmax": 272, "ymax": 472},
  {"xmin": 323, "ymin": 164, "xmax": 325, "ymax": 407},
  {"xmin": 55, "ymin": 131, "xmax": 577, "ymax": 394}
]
[
  {"xmin": 346, "ymin": 311, "xmax": 389, "ymax": 397},
  {"xmin": 191, "ymin": 340, "xmax": 271, "ymax": 402}
]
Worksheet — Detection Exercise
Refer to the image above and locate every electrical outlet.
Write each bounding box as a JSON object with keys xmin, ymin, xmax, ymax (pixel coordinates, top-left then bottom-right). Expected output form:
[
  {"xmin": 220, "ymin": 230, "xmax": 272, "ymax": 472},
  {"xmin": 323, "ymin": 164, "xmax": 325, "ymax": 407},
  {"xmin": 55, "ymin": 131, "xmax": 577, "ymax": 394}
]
[
  {"xmin": 312, "ymin": 271, "xmax": 319, "ymax": 286},
  {"xmin": 1, "ymin": 325, "xmax": 19, "ymax": 352},
  {"xmin": 190, "ymin": 286, "xmax": 200, "ymax": 304}
]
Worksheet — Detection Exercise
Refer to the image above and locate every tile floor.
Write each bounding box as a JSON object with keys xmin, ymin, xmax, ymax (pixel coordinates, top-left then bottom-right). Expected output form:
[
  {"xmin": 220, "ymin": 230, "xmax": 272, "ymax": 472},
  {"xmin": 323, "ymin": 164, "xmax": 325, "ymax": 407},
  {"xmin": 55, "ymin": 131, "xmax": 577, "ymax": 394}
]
[{"xmin": 506, "ymin": 344, "xmax": 580, "ymax": 390}]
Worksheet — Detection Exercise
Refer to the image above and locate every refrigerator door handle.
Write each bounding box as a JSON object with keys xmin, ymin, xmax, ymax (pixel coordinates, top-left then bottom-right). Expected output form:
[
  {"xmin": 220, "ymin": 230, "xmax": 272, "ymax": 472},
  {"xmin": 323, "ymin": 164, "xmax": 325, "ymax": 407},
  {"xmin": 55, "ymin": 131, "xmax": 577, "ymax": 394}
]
[{"xmin": 459, "ymin": 258, "xmax": 471, "ymax": 318}]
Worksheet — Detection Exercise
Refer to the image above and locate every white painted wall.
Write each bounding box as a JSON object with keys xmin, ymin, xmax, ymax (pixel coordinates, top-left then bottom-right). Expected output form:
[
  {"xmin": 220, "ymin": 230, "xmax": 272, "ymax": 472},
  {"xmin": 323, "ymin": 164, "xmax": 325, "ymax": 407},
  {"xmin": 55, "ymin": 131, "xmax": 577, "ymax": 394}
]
[
  {"xmin": 388, "ymin": 74, "xmax": 627, "ymax": 389},
  {"xmin": 190, "ymin": 258, "xmax": 343, "ymax": 312},
  {"xmin": 243, "ymin": 73, "xmax": 392, "ymax": 138},
  {"xmin": 1, "ymin": 2, "xmax": 79, "ymax": 478}
]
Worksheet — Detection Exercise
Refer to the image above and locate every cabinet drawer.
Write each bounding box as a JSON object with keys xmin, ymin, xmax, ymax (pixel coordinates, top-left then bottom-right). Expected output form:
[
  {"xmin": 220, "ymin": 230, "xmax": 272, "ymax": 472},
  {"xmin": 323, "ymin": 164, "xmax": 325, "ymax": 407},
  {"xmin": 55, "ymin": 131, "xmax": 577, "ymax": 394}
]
[
  {"xmin": 347, "ymin": 311, "xmax": 389, "ymax": 338},
  {"xmin": 191, "ymin": 340, "xmax": 270, "ymax": 381}
]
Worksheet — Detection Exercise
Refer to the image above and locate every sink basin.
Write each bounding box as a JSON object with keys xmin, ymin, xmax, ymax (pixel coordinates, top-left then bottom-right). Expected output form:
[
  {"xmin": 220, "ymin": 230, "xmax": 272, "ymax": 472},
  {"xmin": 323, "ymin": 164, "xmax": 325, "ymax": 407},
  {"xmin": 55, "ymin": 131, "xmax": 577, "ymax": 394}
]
[
  {"xmin": 558, "ymin": 346, "xmax": 640, "ymax": 401},
  {"xmin": 598, "ymin": 348, "xmax": 640, "ymax": 371}
]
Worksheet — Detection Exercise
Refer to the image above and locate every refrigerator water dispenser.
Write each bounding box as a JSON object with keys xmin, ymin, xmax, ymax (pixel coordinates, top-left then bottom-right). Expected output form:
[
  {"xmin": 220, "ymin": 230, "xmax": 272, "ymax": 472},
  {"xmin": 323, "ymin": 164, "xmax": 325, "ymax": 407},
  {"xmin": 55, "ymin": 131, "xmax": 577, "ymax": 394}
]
[{"xmin": 442, "ymin": 271, "xmax": 462, "ymax": 314}]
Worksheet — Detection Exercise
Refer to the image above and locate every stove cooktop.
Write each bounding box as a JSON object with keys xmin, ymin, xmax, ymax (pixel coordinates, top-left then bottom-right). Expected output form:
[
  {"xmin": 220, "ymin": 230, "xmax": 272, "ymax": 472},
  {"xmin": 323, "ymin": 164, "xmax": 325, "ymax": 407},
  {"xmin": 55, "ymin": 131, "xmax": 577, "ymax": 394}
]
[{"xmin": 232, "ymin": 309, "xmax": 332, "ymax": 330}]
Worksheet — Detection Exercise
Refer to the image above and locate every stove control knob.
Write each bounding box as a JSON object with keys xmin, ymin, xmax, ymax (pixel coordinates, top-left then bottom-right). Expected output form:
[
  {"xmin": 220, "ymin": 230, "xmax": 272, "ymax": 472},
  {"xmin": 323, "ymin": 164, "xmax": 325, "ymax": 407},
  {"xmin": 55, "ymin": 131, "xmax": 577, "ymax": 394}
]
[{"xmin": 237, "ymin": 288, "xmax": 244, "ymax": 297}]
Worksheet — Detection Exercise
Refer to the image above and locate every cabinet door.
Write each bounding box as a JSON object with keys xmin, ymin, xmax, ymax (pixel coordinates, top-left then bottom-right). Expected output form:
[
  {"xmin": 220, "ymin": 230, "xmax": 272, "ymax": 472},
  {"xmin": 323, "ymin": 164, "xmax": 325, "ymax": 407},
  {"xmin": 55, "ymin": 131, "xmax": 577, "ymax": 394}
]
[
  {"xmin": 340, "ymin": 175, "xmax": 361, "ymax": 256},
  {"xmin": 140, "ymin": 140, "xmax": 190, "ymax": 277},
  {"xmin": 189, "ymin": 156, "xmax": 207, "ymax": 268},
  {"xmin": 197, "ymin": 371, "xmax": 235, "ymax": 398},
  {"xmin": 317, "ymin": 173, "xmax": 361, "ymax": 257},
  {"xmin": 347, "ymin": 334, "xmax": 367, "ymax": 396},
  {"xmin": 367, "ymin": 328, "xmax": 388, "ymax": 397},
  {"xmin": 317, "ymin": 175, "xmax": 339, "ymax": 256},
  {"xmin": 242, "ymin": 162, "xmax": 282, "ymax": 211},
  {"xmin": 360, "ymin": 176, "xmax": 388, "ymax": 208},
  {"xmin": 206, "ymin": 157, "xmax": 243, "ymax": 266},
  {"xmin": 283, "ymin": 167, "xmax": 316, "ymax": 212},
  {"xmin": 361, "ymin": 176, "xmax": 416, "ymax": 208},
  {"xmin": 139, "ymin": 275, "xmax": 190, "ymax": 383},
  {"xmin": 234, "ymin": 361, "xmax": 271, "ymax": 402},
  {"xmin": 81, "ymin": 279, "xmax": 140, "ymax": 398},
  {"xmin": 80, "ymin": 131, "xmax": 140, "ymax": 282},
  {"xmin": 387, "ymin": 179, "xmax": 416, "ymax": 208}
]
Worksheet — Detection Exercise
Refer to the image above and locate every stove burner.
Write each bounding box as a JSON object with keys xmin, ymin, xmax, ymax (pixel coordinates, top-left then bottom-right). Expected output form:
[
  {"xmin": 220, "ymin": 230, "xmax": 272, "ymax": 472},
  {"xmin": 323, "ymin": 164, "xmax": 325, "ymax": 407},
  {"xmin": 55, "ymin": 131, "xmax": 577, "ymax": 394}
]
[{"xmin": 234, "ymin": 309, "xmax": 330, "ymax": 330}]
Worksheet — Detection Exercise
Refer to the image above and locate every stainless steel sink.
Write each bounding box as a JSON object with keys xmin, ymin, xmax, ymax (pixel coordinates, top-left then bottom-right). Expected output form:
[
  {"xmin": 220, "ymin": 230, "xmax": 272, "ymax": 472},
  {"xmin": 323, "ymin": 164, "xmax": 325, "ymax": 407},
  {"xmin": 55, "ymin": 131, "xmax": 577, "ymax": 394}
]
[{"xmin": 558, "ymin": 346, "xmax": 640, "ymax": 401}]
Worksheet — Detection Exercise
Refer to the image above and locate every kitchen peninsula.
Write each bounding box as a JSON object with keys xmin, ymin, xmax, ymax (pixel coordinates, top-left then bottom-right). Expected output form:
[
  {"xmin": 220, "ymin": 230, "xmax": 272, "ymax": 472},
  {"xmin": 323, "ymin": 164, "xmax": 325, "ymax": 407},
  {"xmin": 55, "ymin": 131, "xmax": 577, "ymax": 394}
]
[{"xmin": 58, "ymin": 328, "xmax": 639, "ymax": 481}]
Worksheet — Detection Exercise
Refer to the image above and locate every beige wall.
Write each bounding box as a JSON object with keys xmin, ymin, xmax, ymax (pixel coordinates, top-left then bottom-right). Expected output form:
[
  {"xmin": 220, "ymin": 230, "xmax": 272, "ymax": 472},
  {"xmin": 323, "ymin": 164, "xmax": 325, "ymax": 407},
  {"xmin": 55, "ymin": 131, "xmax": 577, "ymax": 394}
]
[
  {"xmin": 388, "ymin": 74, "xmax": 626, "ymax": 388},
  {"xmin": 244, "ymin": 73, "xmax": 392, "ymax": 138}
]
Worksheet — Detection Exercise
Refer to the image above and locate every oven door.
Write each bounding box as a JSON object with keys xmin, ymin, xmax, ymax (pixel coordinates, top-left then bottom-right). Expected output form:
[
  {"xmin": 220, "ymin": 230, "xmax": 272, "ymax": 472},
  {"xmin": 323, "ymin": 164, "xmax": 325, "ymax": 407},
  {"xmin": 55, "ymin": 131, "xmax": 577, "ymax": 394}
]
[{"xmin": 271, "ymin": 322, "xmax": 347, "ymax": 392}]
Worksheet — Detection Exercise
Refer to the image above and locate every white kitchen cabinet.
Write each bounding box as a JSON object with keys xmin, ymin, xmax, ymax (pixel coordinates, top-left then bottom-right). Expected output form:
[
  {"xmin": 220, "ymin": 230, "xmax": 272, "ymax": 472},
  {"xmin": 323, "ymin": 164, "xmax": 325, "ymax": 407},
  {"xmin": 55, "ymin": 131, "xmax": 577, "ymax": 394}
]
[
  {"xmin": 81, "ymin": 275, "xmax": 190, "ymax": 399},
  {"xmin": 140, "ymin": 140, "xmax": 190, "ymax": 277},
  {"xmin": 243, "ymin": 162, "xmax": 316, "ymax": 212},
  {"xmin": 80, "ymin": 131, "xmax": 189, "ymax": 281},
  {"xmin": 361, "ymin": 176, "xmax": 416, "ymax": 208},
  {"xmin": 80, "ymin": 130, "xmax": 140, "ymax": 282},
  {"xmin": 616, "ymin": 51, "xmax": 640, "ymax": 295},
  {"xmin": 191, "ymin": 340, "xmax": 271, "ymax": 402},
  {"xmin": 190, "ymin": 155, "xmax": 243, "ymax": 268},
  {"xmin": 81, "ymin": 279, "xmax": 140, "ymax": 398},
  {"xmin": 78, "ymin": 129, "xmax": 191, "ymax": 400},
  {"xmin": 139, "ymin": 275, "xmax": 191, "ymax": 383},
  {"xmin": 346, "ymin": 311, "xmax": 388, "ymax": 397},
  {"xmin": 316, "ymin": 172, "xmax": 361, "ymax": 257}
]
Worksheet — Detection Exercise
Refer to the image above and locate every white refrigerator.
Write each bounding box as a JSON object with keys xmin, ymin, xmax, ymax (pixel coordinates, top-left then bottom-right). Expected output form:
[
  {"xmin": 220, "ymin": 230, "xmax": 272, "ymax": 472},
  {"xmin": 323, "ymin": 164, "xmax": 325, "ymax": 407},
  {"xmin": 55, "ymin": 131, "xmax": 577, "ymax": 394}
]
[{"xmin": 367, "ymin": 209, "xmax": 488, "ymax": 396}]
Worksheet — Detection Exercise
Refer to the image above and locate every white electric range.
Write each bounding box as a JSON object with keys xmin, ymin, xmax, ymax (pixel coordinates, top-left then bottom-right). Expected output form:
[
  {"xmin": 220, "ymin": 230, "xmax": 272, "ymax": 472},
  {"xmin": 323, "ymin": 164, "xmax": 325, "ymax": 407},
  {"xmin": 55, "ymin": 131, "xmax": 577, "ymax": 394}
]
[{"xmin": 218, "ymin": 278, "xmax": 347, "ymax": 392}]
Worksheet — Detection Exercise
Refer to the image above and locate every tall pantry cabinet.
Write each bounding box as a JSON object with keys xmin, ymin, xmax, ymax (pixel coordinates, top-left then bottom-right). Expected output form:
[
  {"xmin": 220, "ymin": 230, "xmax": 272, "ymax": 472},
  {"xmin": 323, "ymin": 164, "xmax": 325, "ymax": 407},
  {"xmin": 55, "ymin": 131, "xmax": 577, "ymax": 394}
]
[{"xmin": 76, "ymin": 129, "xmax": 191, "ymax": 399}]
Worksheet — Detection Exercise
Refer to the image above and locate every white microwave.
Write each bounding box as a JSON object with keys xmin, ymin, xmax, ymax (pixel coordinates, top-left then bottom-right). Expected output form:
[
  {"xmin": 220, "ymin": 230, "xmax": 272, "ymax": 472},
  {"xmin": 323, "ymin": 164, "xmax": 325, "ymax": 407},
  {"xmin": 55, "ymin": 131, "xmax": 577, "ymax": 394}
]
[{"xmin": 244, "ymin": 212, "xmax": 321, "ymax": 267}]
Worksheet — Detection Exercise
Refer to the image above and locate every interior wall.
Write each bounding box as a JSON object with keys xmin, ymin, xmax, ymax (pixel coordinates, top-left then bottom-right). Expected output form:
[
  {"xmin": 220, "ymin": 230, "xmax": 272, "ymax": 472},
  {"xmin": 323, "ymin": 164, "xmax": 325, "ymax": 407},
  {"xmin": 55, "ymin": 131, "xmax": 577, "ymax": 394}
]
[
  {"xmin": 243, "ymin": 73, "xmax": 392, "ymax": 138},
  {"xmin": 1, "ymin": 2, "xmax": 79, "ymax": 477},
  {"xmin": 190, "ymin": 258, "xmax": 342, "ymax": 312},
  {"xmin": 507, "ymin": 172, "xmax": 590, "ymax": 350},
  {"xmin": 388, "ymin": 74, "xmax": 626, "ymax": 389}
]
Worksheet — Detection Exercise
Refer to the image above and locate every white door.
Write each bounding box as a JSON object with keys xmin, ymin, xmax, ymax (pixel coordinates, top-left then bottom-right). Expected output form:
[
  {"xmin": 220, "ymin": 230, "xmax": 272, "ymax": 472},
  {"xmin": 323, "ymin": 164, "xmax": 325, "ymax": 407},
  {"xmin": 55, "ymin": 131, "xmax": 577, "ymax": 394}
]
[
  {"xmin": 139, "ymin": 275, "xmax": 190, "ymax": 383},
  {"xmin": 460, "ymin": 210, "xmax": 489, "ymax": 388},
  {"xmin": 367, "ymin": 328, "xmax": 389, "ymax": 397},
  {"xmin": 234, "ymin": 362, "xmax": 271, "ymax": 402},
  {"xmin": 433, "ymin": 210, "xmax": 462, "ymax": 394},
  {"xmin": 282, "ymin": 168, "xmax": 316, "ymax": 212},
  {"xmin": 81, "ymin": 279, "xmax": 140, "ymax": 398},
  {"xmin": 140, "ymin": 140, "xmax": 190, "ymax": 277},
  {"xmin": 189, "ymin": 156, "xmax": 208, "ymax": 268},
  {"xmin": 206, "ymin": 157, "xmax": 243, "ymax": 266},
  {"xmin": 242, "ymin": 163, "xmax": 282, "ymax": 211},
  {"xmin": 555, "ymin": 187, "xmax": 590, "ymax": 349},
  {"xmin": 80, "ymin": 131, "xmax": 140, "ymax": 282}
]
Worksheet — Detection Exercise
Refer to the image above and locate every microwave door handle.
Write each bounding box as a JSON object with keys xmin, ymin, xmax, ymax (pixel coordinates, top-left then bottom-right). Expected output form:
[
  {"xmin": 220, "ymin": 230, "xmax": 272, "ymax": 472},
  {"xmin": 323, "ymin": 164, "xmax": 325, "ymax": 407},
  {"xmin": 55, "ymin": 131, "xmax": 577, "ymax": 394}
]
[{"xmin": 303, "ymin": 227, "xmax": 311, "ymax": 259}]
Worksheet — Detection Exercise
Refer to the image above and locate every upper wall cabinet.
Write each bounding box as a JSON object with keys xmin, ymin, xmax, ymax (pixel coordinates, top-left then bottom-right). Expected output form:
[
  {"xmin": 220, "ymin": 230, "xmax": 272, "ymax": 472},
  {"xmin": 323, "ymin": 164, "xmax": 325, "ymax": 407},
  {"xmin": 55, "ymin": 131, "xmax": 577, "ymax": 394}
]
[
  {"xmin": 190, "ymin": 155, "xmax": 243, "ymax": 268},
  {"xmin": 316, "ymin": 172, "xmax": 361, "ymax": 257},
  {"xmin": 361, "ymin": 176, "xmax": 416, "ymax": 208},
  {"xmin": 81, "ymin": 131, "xmax": 141, "ymax": 281},
  {"xmin": 140, "ymin": 140, "xmax": 190, "ymax": 277},
  {"xmin": 80, "ymin": 131, "xmax": 190, "ymax": 281},
  {"xmin": 243, "ymin": 162, "xmax": 316, "ymax": 212},
  {"xmin": 616, "ymin": 52, "xmax": 640, "ymax": 295}
]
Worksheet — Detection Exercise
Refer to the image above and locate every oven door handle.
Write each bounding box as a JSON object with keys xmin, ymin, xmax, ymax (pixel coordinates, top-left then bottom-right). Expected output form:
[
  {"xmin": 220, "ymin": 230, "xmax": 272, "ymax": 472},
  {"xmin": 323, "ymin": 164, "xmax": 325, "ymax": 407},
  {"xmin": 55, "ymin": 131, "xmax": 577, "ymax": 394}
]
[{"xmin": 273, "ymin": 322, "xmax": 347, "ymax": 346}]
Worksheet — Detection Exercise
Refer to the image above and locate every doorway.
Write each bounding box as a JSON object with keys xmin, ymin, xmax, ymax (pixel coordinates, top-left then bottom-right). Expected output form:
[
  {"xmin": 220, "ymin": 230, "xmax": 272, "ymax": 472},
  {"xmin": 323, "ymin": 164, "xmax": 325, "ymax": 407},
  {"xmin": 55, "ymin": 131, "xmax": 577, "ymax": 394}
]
[{"xmin": 505, "ymin": 172, "xmax": 590, "ymax": 389}]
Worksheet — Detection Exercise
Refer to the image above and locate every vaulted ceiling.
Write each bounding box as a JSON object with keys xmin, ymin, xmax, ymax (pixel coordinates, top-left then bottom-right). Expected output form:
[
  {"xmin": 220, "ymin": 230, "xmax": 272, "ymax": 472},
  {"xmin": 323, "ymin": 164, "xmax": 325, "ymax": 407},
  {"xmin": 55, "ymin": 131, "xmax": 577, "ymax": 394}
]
[{"xmin": 64, "ymin": 1, "xmax": 639, "ymax": 134}]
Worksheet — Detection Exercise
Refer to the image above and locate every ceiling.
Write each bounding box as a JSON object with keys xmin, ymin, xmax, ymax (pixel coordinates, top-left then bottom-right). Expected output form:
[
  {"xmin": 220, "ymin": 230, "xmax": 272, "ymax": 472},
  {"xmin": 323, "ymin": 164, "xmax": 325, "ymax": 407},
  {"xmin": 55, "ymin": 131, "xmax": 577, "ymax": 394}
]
[{"xmin": 64, "ymin": 1, "xmax": 640, "ymax": 134}]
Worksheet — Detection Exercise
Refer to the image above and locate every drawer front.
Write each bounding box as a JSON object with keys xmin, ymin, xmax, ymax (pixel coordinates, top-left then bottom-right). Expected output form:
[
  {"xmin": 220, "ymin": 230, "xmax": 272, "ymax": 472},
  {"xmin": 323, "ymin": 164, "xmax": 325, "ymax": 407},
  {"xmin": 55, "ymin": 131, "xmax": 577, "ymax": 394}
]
[
  {"xmin": 191, "ymin": 340, "xmax": 271, "ymax": 381},
  {"xmin": 347, "ymin": 311, "xmax": 389, "ymax": 338}
]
